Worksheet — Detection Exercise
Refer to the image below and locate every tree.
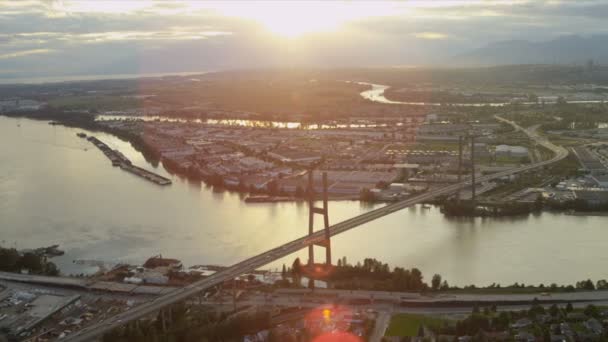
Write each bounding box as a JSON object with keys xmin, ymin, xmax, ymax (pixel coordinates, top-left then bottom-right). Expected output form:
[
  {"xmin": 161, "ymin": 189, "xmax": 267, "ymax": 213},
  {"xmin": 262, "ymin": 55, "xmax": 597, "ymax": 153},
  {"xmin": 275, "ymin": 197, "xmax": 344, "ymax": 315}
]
[
  {"xmin": 431, "ymin": 274, "xmax": 442, "ymax": 291},
  {"xmin": 45, "ymin": 262, "xmax": 59, "ymax": 276},
  {"xmin": 359, "ymin": 188, "xmax": 375, "ymax": 202},
  {"xmin": 542, "ymin": 328, "xmax": 551, "ymax": 342},
  {"xmin": 549, "ymin": 304, "xmax": 559, "ymax": 317},
  {"xmin": 576, "ymin": 279, "xmax": 595, "ymax": 290},
  {"xmin": 534, "ymin": 194, "xmax": 544, "ymax": 211},
  {"xmin": 0, "ymin": 247, "xmax": 20, "ymax": 272},
  {"xmin": 292, "ymin": 258, "xmax": 302, "ymax": 286},
  {"xmin": 410, "ymin": 268, "xmax": 424, "ymax": 290},
  {"xmin": 584, "ymin": 304, "xmax": 599, "ymax": 318},
  {"xmin": 294, "ymin": 186, "xmax": 304, "ymax": 198},
  {"xmin": 417, "ymin": 325, "xmax": 425, "ymax": 337},
  {"xmin": 376, "ymin": 181, "xmax": 389, "ymax": 189},
  {"xmin": 596, "ymin": 279, "xmax": 608, "ymax": 289},
  {"xmin": 17, "ymin": 252, "xmax": 44, "ymax": 273},
  {"xmin": 281, "ymin": 264, "xmax": 287, "ymax": 280},
  {"xmin": 266, "ymin": 180, "xmax": 279, "ymax": 195}
]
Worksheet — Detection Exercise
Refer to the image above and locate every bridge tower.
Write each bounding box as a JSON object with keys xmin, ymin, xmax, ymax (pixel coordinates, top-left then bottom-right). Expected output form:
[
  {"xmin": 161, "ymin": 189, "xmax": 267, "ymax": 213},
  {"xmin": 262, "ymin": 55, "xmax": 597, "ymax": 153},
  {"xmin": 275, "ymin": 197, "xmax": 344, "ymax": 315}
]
[
  {"xmin": 470, "ymin": 135, "xmax": 476, "ymax": 204},
  {"xmin": 307, "ymin": 170, "xmax": 332, "ymax": 269},
  {"xmin": 457, "ymin": 135, "xmax": 463, "ymax": 201}
]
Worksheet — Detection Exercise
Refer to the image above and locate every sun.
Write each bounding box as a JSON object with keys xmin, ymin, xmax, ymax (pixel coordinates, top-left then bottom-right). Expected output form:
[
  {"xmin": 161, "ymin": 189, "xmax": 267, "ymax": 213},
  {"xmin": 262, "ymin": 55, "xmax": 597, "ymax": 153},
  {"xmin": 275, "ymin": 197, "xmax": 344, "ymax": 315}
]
[
  {"xmin": 243, "ymin": 3, "xmax": 346, "ymax": 38},
  {"xmin": 49, "ymin": 1, "xmax": 404, "ymax": 39},
  {"xmin": 211, "ymin": 1, "xmax": 399, "ymax": 38}
]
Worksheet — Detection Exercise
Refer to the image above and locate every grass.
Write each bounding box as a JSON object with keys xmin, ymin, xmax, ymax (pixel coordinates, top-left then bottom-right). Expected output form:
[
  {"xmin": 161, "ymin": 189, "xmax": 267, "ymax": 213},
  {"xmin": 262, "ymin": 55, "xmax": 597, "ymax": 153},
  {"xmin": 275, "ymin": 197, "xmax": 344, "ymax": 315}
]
[{"xmin": 385, "ymin": 314, "xmax": 447, "ymax": 337}]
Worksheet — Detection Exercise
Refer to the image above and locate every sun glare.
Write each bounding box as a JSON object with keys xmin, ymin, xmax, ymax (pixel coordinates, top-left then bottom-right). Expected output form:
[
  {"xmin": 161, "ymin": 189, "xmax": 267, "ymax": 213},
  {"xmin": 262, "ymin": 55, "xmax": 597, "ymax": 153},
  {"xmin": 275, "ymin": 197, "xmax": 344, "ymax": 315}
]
[
  {"xmin": 49, "ymin": 1, "xmax": 405, "ymax": 38},
  {"xmin": 205, "ymin": 1, "xmax": 401, "ymax": 38}
]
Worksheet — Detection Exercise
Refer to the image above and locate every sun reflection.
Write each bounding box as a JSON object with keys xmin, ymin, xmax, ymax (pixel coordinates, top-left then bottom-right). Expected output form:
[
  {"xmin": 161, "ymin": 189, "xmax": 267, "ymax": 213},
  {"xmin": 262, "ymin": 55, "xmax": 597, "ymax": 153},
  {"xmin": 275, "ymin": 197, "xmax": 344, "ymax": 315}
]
[
  {"xmin": 313, "ymin": 332, "xmax": 362, "ymax": 342},
  {"xmin": 304, "ymin": 305, "xmax": 365, "ymax": 342}
]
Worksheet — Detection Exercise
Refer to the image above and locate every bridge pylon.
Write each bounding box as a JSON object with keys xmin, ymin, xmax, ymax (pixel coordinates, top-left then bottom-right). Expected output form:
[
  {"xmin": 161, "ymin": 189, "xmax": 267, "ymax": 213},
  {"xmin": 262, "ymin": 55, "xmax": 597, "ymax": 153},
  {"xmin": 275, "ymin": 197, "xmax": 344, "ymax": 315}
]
[
  {"xmin": 457, "ymin": 135, "xmax": 463, "ymax": 201},
  {"xmin": 307, "ymin": 170, "xmax": 331, "ymax": 269}
]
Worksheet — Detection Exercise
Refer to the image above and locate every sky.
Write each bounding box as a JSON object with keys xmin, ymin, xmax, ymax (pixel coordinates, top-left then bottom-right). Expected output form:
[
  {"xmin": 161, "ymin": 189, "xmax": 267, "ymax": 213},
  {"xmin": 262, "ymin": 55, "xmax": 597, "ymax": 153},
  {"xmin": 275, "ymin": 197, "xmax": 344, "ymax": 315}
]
[{"xmin": 1, "ymin": 0, "xmax": 608, "ymax": 79}]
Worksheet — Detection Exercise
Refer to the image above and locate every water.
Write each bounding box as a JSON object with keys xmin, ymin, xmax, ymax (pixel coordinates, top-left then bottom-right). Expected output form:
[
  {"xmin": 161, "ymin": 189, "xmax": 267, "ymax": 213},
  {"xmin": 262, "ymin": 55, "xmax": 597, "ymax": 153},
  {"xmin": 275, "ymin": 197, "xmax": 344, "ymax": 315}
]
[
  {"xmin": 96, "ymin": 115, "xmax": 405, "ymax": 130},
  {"xmin": 0, "ymin": 71, "xmax": 209, "ymax": 85},
  {"xmin": 358, "ymin": 82, "xmax": 606, "ymax": 107},
  {"xmin": 2, "ymin": 116, "xmax": 608, "ymax": 286}
]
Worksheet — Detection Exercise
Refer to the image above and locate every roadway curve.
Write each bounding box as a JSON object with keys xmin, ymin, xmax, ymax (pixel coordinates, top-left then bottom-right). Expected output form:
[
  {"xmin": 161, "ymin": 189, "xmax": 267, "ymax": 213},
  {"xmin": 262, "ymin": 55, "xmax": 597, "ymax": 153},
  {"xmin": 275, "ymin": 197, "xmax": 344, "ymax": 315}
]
[{"xmin": 66, "ymin": 117, "xmax": 568, "ymax": 342}]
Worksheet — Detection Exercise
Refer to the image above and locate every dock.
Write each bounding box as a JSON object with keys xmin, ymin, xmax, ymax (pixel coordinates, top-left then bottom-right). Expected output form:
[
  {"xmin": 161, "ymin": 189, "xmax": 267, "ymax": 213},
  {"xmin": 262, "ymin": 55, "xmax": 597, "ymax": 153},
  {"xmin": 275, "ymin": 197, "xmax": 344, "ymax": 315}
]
[
  {"xmin": 86, "ymin": 136, "xmax": 172, "ymax": 186},
  {"xmin": 244, "ymin": 195, "xmax": 294, "ymax": 203}
]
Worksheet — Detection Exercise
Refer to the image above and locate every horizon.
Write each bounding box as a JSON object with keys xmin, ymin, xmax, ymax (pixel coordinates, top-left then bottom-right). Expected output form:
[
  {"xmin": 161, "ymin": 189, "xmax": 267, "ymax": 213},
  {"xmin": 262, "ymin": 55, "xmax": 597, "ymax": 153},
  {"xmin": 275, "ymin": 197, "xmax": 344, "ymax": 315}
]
[
  {"xmin": 2, "ymin": 62, "xmax": 607, "ymax": 86},
  {"xmin": 5, "ymin": 2, "xmax": 608, "ymax": 341},
  {"xmin": 2, "ymin": 0, "xmax": 608, "ymax": 79}
]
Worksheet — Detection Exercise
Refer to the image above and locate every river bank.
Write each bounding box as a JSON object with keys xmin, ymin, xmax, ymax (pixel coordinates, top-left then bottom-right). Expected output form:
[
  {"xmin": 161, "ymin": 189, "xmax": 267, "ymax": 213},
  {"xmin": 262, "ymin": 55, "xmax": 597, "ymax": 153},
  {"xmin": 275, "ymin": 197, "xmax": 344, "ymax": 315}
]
[
  {"xmin": 3, "ymin": 110, "xmax": 370, "ymax": 202},
  {"xmin": 4, "ymin": 115, "xmax": 608, "ymax": 286}
]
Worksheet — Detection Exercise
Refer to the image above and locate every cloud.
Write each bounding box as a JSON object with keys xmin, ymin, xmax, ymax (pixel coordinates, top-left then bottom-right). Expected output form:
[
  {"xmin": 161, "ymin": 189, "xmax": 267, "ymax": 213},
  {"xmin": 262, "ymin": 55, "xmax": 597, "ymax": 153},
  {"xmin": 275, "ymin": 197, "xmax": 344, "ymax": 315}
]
[
  {"xmin": 0, "ymin": 48, "xmax": 55, "ymax": 59},
  {"xmin": 413, "ymin": 32, "xmax": 448, "ymax": 40},
  {"xmin": 1, "ymin": 0, "xmax": 608, "ymax": 78}
]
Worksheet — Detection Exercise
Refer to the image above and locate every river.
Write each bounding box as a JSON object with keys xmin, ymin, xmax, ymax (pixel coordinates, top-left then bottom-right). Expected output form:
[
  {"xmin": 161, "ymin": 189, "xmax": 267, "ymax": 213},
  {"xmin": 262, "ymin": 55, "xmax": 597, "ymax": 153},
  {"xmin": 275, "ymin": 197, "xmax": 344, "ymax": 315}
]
[
  {"xmin": 2, "ymin": 116, "xmax": 608, "ymax": 286},
  {"xmin": 358, "ymin": 82, "xmax": 606, "ymax": 107}
]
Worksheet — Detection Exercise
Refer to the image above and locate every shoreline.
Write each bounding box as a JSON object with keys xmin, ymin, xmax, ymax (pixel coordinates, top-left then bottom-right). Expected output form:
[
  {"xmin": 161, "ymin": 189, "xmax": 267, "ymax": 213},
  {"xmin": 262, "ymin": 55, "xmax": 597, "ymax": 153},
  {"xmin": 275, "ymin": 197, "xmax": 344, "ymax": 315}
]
[
  {"xmin": 5, "ymin": 113, "xmax": 608, "ymax": 216},
  {"xmin": 3, "ymin": 112, "xmax": 370, "ymax": 203}
]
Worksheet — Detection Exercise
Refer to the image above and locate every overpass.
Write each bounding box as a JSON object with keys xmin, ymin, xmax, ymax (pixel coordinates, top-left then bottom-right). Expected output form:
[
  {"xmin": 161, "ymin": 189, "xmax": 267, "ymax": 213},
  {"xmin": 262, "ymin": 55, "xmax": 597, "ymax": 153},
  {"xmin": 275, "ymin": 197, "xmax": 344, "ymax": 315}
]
[{"xmin": 65, "ymin": 117, "xmax": 568, "ymax": 341}]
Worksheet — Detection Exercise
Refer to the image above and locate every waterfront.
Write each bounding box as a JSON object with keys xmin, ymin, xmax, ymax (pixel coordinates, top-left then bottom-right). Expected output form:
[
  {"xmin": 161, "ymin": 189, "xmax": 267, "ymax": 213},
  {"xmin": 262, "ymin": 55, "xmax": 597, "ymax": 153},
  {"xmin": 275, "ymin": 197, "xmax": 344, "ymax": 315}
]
[{"xmin": 2, "ymin": 116, "xmax": 608, "ymax": 286}]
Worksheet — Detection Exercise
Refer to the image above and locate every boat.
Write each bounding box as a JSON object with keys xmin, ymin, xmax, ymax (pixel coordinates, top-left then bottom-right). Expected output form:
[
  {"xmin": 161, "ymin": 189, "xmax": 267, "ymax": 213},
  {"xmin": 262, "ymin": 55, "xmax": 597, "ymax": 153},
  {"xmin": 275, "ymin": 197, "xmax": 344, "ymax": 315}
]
[{"xmin": 77, "ymin": 132, "xmax": 87, "ymax": 138}]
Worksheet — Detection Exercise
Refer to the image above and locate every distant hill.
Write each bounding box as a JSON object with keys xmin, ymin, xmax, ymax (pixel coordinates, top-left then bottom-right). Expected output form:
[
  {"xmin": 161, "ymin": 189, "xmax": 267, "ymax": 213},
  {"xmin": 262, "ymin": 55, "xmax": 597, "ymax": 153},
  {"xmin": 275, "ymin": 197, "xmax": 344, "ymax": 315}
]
[{"xmin": 456, "ymin": 35, "xmax": 608, "ymax": 66}]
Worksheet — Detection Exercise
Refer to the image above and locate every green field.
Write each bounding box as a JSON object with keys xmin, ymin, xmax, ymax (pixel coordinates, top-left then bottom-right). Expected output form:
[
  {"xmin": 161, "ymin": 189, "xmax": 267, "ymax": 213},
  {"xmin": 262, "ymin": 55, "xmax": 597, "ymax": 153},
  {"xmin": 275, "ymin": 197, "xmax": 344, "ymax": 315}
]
[{"xmin": 385, "ymin": 314, "xmax": 447, "ymax": 337}]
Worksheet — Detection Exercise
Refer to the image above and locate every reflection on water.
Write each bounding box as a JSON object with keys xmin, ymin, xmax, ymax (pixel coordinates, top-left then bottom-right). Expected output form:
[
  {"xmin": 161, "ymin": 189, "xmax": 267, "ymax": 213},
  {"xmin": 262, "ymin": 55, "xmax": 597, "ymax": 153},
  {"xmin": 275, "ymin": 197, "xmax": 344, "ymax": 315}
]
[
  {"xmin": 95, "ymin": 115, "xmax": 405, "ymax": 130},
  {"xmin": 2, "ymin": 116, "xmax": 608, "ymax": 286}
]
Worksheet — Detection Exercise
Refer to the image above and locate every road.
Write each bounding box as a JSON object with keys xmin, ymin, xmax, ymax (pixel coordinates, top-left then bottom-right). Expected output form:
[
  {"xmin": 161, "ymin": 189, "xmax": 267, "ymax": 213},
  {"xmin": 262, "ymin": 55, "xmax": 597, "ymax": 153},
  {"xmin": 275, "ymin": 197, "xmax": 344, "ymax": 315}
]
[
  {"xmin": 370, "ymin": 310, "xmax": 391, "ymax": 342},
  {"xmin": 65, "ymin": 117, "xmax": 569, "ymax": 342}
]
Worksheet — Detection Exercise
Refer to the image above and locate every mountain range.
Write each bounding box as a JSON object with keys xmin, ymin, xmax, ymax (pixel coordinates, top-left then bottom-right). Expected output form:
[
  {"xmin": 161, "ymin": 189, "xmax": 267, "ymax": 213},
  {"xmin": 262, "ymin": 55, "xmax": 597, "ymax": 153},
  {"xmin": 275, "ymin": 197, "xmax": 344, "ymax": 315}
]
[{"xmin": 455, "ymin": 35, "xmax": 608, "ymax": 66}]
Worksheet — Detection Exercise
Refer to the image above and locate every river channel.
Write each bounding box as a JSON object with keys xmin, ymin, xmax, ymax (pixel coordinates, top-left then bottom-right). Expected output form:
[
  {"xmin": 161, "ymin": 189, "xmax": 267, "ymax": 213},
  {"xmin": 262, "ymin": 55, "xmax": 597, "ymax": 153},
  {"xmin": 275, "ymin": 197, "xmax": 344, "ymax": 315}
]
[{"xmin": 2, "ymin": 116, "xmax": 608, "ymax": 286}]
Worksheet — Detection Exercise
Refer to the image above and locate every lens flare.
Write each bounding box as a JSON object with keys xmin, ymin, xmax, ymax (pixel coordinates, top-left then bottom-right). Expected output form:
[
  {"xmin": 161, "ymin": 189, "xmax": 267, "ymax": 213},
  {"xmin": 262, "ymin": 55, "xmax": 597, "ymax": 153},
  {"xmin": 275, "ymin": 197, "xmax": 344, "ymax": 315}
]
[{"xmin": 312, "ymin": 332, "xmax": 363, "ymax": 342}]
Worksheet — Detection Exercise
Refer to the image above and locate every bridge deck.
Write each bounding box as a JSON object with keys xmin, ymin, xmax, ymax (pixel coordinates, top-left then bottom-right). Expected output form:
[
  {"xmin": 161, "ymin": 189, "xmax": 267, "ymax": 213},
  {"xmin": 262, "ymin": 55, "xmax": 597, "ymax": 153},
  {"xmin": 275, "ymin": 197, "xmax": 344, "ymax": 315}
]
[{"xmin": 65, "ymin": 117, "xmax": 568, "ymax": 342}]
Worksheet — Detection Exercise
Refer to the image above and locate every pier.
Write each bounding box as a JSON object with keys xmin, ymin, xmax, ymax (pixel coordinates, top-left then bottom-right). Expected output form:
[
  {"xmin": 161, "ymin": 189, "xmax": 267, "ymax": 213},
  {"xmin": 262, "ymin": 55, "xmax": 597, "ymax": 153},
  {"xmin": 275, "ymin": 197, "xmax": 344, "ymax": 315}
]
[{"xmin": 86, "ymin": 135, "xmax": 172, "ymax": 186}]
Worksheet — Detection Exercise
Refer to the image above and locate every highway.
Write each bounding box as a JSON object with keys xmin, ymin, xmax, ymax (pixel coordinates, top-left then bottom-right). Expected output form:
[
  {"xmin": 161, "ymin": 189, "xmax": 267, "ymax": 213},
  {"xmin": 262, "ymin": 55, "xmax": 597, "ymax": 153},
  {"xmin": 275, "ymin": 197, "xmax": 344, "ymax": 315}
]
[{"xmin": 65, "ymin": 117, "xmax": 569, "ymax": 341}]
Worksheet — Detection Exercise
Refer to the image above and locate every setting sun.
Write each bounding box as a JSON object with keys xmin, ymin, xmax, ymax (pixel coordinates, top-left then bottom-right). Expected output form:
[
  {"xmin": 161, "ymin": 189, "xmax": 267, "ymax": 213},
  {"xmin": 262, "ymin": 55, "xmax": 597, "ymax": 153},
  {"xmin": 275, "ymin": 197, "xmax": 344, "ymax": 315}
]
[
  {"xmin": 4, "ymin": 0, "xmax": 608, "ymax": 341},
  {"xmin": 48, "ymin": 0, "xmax": 403, "ymax": 38},
  {"xmin": 211, "ymin": 1, "xmax": 400, "ymax": 38}
]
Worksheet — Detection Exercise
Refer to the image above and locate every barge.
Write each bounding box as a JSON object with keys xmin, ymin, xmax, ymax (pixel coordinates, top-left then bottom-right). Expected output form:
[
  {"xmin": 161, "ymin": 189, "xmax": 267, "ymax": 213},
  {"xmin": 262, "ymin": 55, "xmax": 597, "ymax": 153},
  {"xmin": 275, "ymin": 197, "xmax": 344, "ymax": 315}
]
[{"xmin": 86, "ymin": 136, "xmax": 172, "ymax": 186}]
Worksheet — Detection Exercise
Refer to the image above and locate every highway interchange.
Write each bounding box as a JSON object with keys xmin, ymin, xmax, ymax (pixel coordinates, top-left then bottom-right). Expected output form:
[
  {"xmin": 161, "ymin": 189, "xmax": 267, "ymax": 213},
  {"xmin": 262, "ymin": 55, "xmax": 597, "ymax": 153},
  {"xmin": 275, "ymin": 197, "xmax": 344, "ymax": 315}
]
[{"xmin": 64, "ymin": 117, "xmax": 570, "ymax": 341}]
